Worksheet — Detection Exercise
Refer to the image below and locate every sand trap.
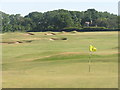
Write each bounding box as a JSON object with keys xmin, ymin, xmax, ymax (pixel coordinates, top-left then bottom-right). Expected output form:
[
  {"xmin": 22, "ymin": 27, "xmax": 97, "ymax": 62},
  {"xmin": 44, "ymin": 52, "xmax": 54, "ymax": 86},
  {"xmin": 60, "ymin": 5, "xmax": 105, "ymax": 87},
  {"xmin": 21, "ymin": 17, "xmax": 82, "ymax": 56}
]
[
  {"xmin": 25, "ymin": 33, "xmax": 34, "ymax": 35},
  {"xmin": 50, "ymin": 37, "xmax": 67, "ymax": 41},
  {"xmin": 45, "ymin": 33, "xmax": 56, "ymax": 35},
  {"xmin": 0, "ymin": 41, "xmax": 23, "ymax": 45}
]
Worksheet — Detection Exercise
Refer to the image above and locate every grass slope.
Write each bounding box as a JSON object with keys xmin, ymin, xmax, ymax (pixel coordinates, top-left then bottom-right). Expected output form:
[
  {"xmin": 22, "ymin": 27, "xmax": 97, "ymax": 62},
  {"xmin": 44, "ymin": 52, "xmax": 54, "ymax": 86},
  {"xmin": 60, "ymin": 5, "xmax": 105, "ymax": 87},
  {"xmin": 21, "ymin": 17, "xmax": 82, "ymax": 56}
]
[{"xmin": 2, "ymin": 31, "xmax": 118, "ymax": 88}]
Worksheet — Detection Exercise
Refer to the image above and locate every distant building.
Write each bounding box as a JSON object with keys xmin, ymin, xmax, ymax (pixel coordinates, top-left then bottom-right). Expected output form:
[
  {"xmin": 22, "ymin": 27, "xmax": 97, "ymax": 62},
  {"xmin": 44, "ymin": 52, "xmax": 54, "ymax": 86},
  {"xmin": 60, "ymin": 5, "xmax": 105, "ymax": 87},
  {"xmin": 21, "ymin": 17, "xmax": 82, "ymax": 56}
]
[
  {"xmin": 85, "ymin": 22, "xmax": 90, "ymax": 27},
  {"xmin": 85, "ymin": 20, "xmax": 92, "ymax": 27}
]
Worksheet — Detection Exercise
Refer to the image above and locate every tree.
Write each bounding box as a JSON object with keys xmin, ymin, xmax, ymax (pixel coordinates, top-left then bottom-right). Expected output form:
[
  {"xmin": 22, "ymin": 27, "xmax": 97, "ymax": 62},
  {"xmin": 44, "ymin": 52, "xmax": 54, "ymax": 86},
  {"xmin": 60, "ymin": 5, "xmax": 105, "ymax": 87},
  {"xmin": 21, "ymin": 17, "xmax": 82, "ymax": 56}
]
[{"xmin": 1, "ymin": 9, "xmax": 118, "ymax": 32}]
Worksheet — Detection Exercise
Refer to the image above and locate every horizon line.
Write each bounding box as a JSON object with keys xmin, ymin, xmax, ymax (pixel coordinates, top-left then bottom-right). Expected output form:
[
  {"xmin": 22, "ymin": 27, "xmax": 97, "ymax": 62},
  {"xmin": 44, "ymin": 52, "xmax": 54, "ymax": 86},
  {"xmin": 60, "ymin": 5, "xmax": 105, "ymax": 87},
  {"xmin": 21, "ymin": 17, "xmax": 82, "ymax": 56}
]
[{"xmin": 1, "ymin": 8, "xmax": 118, "ymax": 16}]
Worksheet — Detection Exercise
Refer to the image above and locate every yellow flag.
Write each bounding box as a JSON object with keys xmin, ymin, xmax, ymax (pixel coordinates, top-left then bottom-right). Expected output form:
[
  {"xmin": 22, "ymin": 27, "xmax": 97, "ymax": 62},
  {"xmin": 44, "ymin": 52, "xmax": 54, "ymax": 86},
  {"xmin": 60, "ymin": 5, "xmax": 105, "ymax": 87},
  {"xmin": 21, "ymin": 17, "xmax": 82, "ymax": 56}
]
[{"xmin": 89, "ymin": 45, "xmax": 97, "ymax": 52}]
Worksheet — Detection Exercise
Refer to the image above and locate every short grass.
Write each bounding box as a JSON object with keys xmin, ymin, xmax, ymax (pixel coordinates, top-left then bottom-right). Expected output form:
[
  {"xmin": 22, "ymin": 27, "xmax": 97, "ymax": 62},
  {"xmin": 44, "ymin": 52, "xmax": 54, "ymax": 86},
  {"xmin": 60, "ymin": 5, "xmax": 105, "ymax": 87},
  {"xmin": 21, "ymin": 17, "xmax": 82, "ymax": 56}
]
[{"xmin": 2, "ymin": 31, "xmax": 118, "ymax": 88}]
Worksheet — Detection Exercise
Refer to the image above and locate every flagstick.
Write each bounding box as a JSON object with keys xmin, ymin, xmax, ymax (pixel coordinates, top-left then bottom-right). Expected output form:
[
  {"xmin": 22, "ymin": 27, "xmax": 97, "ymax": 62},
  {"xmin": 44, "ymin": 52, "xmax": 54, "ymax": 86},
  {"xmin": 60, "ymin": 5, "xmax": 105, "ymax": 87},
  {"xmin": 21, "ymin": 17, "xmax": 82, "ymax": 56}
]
[{"xmin": 89, "ymin": 51, "xmax": 92, "ymax": 72}]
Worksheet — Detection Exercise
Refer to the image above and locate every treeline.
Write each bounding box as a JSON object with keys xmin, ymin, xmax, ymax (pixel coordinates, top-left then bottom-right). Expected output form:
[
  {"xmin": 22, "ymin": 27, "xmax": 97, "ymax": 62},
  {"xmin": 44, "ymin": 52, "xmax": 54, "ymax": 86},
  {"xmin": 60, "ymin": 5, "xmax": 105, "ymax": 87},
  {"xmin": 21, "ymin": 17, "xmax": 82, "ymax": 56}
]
[{"xmin": 0, "ymin": 9, "xmax": 119, "ymax": 32}]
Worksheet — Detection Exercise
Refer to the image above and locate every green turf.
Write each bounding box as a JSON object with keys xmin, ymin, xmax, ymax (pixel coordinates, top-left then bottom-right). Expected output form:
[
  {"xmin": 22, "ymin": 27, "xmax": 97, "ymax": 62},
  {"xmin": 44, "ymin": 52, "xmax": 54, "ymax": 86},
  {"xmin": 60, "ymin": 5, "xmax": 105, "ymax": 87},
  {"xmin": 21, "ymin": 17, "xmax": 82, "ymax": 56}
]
[{"xmin": 2, "ymin": 31, "xmax": 118, "ymax": 88}]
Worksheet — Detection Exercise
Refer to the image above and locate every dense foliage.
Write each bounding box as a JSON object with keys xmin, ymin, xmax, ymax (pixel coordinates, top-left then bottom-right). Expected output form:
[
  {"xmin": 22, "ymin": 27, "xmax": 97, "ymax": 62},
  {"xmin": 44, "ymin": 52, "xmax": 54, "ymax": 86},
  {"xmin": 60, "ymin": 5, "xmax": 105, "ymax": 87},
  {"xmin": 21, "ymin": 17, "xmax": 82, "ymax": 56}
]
[{"xmin": 0, "ymin": 9, "xmax": 118, "ymax": 32}]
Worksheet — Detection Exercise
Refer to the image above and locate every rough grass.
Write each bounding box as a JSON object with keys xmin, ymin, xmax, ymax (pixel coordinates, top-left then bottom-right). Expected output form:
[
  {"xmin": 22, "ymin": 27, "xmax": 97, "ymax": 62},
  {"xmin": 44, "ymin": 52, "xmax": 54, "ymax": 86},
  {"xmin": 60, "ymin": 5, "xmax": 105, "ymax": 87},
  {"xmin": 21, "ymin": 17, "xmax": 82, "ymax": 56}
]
[{"xmin": 2, "ymin": 31, "xmax": 118, "ymax": 88}]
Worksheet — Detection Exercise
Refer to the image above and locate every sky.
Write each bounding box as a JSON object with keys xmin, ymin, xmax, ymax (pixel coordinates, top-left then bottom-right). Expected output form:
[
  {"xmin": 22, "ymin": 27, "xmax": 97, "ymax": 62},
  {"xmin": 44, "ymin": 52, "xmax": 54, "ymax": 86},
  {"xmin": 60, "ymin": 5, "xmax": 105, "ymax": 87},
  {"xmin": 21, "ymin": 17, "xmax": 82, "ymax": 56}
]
[{"xmin": 0, "ymin": 0, "xmax": 119, "ymax": 16}]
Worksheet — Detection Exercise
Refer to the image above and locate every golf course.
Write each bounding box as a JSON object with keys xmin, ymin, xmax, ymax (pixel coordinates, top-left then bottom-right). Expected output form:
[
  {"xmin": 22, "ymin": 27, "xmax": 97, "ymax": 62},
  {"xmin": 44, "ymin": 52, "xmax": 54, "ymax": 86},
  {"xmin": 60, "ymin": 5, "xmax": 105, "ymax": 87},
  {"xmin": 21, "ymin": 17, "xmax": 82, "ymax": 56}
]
[{"xmin": 2, "ymin": 31, "xmax": 118, "ymax": 88}]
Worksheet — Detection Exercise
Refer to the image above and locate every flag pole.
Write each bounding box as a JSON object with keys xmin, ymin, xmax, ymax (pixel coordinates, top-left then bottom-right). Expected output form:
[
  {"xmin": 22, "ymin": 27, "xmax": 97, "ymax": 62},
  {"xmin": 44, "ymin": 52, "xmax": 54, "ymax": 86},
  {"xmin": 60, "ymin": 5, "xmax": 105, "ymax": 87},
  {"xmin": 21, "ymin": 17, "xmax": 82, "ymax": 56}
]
[
  {"xmin": 89, "ymin": 45, "xmax": 96, "ymax": 72},
  {"xmin": 89, "ymin": 51, "xmax": 92, "ymax": 72}
]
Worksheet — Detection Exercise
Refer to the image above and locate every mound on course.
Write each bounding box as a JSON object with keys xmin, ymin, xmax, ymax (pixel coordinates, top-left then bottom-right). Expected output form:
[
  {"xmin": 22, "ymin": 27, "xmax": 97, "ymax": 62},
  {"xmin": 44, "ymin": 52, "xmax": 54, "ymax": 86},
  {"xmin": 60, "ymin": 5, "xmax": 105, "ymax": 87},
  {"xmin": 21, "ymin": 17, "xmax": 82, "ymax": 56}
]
[{"xmin": 2, "ymin": 31, "xmax": 118, "ymax": 88}]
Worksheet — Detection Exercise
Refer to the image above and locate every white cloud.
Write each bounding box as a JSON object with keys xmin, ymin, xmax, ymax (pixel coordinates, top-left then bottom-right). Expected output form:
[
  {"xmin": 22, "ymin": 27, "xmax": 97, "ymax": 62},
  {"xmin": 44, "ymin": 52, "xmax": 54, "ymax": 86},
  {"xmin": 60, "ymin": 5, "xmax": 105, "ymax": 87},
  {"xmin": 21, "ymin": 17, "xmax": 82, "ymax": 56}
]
[{"xmin": 1, "ymin": 0, "xmax": 119, "ymax": 3}]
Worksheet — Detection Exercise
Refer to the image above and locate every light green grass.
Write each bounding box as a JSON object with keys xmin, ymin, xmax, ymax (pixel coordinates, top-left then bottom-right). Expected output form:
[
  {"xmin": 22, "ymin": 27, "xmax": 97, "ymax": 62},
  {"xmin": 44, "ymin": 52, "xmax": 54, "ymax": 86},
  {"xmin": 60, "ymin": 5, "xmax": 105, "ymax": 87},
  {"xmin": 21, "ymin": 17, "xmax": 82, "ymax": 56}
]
[{"xmin": 2, "ymin": 31, "xmax": 118, "ymax": 88}]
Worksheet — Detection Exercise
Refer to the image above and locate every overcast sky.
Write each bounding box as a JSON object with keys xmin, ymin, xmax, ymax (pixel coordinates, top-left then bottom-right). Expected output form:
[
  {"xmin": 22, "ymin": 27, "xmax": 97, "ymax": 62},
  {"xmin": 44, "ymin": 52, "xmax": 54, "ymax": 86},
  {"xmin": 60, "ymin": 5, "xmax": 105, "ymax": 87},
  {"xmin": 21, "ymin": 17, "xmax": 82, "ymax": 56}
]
[{"xmin": 0, "ymin": 0, "xmax": 119, "ymax": 16}]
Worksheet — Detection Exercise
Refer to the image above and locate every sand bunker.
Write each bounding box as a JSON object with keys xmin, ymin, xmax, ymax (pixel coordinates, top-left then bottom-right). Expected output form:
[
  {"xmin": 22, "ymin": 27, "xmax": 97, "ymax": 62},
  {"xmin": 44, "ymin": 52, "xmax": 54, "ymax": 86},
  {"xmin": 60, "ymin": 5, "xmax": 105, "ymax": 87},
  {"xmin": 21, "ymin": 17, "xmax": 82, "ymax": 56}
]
[
  {"xmin": 50, "ymin": 37, "xmax": 67, "ymax": 41},
  {"xmin": 45, "ymin": 33, "xmax": 56, "ymax": 35},
  {"xmin": 0, "ymin": 41, "xmax": 23, "ymax": 45},
  {"xmin": 26, "ymin": 33, "xmax": 35, "ymax": 35}
]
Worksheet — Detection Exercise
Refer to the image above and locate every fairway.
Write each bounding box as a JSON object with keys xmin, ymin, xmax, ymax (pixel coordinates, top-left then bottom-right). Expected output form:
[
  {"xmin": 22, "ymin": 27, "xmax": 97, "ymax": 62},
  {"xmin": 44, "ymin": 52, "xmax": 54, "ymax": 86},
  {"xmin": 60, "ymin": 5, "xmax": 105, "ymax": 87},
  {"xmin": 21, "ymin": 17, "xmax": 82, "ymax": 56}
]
[{"xmin": 2, "ymin": 31, "xmax": 118, "ymax": 88}]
